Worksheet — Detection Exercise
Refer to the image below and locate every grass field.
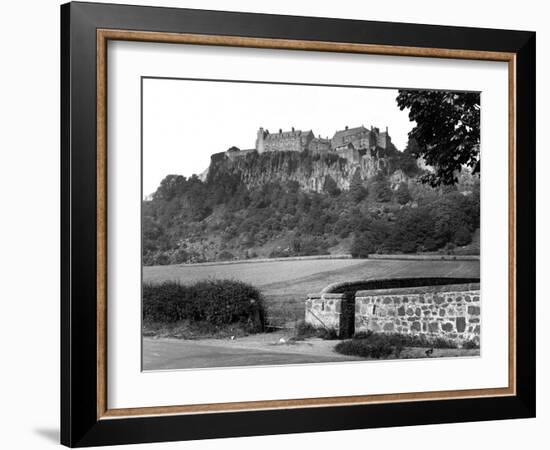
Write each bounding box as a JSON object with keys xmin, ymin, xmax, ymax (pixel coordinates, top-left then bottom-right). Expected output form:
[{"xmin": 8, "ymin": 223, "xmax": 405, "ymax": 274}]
[{"xmin": 143, "ymin": 258, "xmax": 480, "ymax": 327}]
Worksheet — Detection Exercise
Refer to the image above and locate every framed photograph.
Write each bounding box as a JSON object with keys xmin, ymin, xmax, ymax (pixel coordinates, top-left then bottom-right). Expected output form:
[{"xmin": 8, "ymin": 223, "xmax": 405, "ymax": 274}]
[{"xmin": 61, "ymin": 2, "xmax": 535, "ymax": 447}]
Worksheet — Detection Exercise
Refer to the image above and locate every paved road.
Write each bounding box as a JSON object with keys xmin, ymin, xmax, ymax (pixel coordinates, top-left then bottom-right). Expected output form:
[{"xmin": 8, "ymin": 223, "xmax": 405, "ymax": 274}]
[{"xmin": 143, "ymin": 337, "xmax": 358, "ymax": 370}]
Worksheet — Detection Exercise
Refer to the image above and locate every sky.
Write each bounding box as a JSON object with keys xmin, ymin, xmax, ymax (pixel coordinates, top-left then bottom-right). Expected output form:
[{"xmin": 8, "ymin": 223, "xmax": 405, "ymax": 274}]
[{"xmin": 142, "ymin": 78, "xmax": 415, "ymax": 197}]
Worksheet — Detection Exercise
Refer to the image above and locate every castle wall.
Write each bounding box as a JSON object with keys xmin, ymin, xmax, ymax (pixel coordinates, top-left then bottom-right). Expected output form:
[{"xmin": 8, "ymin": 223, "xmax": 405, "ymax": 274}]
[
  {"xmin": 377, "ymin": 131, "xmax": 391, "ymax": 149},
  {"xmin": 256, "ymin": 129, "xmax": 314, "ymax": 153},
  {"xmin": 308, "ymin": 138, "xmax": 331, "ymax": 154},
  {"xmin": 255, "ymin": 128, "xmax": 265, "ymax": 153},
  {"xmin": 255, "ymin": 126, "xmax": 392, "ymax": 158},
  {"xmin": 264, "ymin": 136, "xmax": 306, "ymax": 152},
  {"xmin": 350, "ymin": 135, "xmax": 374, "ymax": 150},
  {"xmin": 336, "ymin": 146, "xmax": 361, "ymax": 163},
  {"xmin": 225, "ymin": 148, "xmax": 257, "ymax": 161}
]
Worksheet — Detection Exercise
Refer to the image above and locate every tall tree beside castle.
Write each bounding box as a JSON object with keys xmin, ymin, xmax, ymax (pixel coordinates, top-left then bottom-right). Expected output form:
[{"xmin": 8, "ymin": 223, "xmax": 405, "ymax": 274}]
[{"xmin": 396, "ymin": 90, "xmax": 480, "ymax": 186}]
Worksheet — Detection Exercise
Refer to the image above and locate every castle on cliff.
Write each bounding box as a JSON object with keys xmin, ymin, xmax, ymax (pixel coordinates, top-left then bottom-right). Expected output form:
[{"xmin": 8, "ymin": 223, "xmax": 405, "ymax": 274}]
[{"xmin": 225, "ymin": 125, "xmax": 394, "ymax": 164}]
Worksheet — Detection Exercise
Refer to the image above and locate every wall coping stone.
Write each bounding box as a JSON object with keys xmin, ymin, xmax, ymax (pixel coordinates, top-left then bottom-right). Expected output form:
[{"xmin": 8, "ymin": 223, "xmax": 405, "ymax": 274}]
[
  {"xmin": 307, "ymin": 293, "xmax": 347, "ymax": 300},
  {"xmin": 355, "ymin": 283, "xmax": 480, "ymax": 297},
  {"xmin": 321, "ymin": 277, "xmax": 479, "ymax": 294}
]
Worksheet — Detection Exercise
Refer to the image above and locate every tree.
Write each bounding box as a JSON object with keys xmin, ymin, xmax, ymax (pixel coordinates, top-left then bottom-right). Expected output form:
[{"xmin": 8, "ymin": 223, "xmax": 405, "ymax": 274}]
[
  {"xmin": 430, "ymin": 192, "xmax": 472, "ymax": 247},
  {"xmin": 395, "ymin": 182, "xmax": 411, "ymax": 205},
  {"xmin": 396, "ymin": 90, "xmax": 480, "ymax": 186},
  {"xmin": 454, "ymin": 225, "xmax": 472, "ymax": 246},
  {"xmin": 370, "ymin": 172, "xmax": 393, "ymax": 203},
  {"xmin": 323, "ymin": 175, "xmax": 341, "ymax": 196},
  {"xmin": 154, "ymin": 174, "xmax": 186, "ymax": 201},
  {"xmin": 349, "ymin": 170, "xmax": 367, "ymax": 202},
  {"xmin": 390, "ymin": 138, "xmax": 421, "ymax": 176},
  {"xmin": 384, "ymin": 207, "xmax": 433, "ymax": 253},
  {"xmin": 350, "ymin": 231, "xmax": 375, "ymax": 258}
]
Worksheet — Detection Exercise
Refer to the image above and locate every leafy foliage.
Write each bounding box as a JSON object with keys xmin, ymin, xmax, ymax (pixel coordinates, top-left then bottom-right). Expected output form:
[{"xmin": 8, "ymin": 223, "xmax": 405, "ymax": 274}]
[
  {"xmin": 352, "ymin": 331, "xmax": 457, "ymax": 349},
  {"xmin": 350, "ymin": 231, "xmax": 375, "ymax": 258},
  {"xmin": 349, "ymin": 170, "xmax": 367, "ymax": 202},
  {"xmin": 294, "ymin": 320, "xmax": 338, "ymax": 340},
  {"xmin": 323, "ymin": 175, "xmax": 341, "ymax": 196},
  {"xmin": 335, "ymin": 331, "xmax": 457, "ymax": 359},
  {"xmin": 396, "ymin": 90, "xmax": 480, "ymax": 186},
  {"xmin": 142, "ymin": 153, "xmax": 480, "ymax": 264},
  {"xmin": 395, "ymin": 182, "xmax": 411, "ymax": 205},
  {"xmin": 142, "ymin": 280, "xmax": 266, "ymax": 332},
  {"xmin": 461, "ymin": 339, "xmax": 480, "ymax": 349},
  {"xmin": 369, "ymin": 171, "xmax": 393, "ymax": 202},
  {"xmin": 335, "ymin": 339, "xmax": 394, "ymax": 359}
]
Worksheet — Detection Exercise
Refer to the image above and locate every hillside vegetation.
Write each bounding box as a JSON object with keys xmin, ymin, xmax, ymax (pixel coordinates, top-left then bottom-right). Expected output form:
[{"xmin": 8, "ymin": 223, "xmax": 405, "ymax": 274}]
[{"xmin": 143, "ymin": 150, "xmax": 479, "ymax": 266}]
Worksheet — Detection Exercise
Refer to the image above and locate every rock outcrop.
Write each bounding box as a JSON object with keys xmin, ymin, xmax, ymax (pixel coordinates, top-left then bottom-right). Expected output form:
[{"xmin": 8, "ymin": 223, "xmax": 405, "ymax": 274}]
[{"xmin": 206, "ymin": 149, "xmax": 408, "ymax": 193}]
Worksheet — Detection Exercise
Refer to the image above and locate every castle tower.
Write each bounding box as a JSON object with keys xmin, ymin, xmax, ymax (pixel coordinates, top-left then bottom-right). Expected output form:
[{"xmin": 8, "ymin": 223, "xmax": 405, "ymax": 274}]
[{"xmin": 256, "ymin": 127, "xmax": 266, "ymax": 153}]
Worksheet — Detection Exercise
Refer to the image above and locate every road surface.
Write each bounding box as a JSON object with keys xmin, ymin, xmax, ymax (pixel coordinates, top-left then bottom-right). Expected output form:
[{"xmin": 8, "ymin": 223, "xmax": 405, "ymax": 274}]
[{"xmin": 143, "ymin": 336, "xmax": 359, "ymax": 370}]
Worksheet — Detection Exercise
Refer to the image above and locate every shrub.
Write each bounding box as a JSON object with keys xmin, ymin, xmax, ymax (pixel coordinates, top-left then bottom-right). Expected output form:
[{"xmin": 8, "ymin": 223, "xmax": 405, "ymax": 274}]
[
  {"xmin": 395, "ymin": 182, "xmax": 412, "ymax": 205},
  {"xmin": 143, "ymin": 319, "xmax": 252, "ymax": 340},
  {"xmin": 349, "ymin": 171, "xmax": 367, "ymax": 202},
  {"xmin": 294, "ymin": 320, "xmax": 338, "ymax": 340},
  {"xmin": 430, "ymin": 336, "xmax": 458, "ymax": 349},
  {"xmin": 400, "ymin": 239, "xmax": 417, "ymax": 254},
  {"xmin": 335, "ymin": 339, "xmax": 394, "ymax": 359},
  {"xmin": 335, "ymin": 331, "xmax": 458, "ymax": 359},
  {"xmin": 217, "ymin": 250, "xmax": 235, "ymax": 261},
  {"xmin": 350, "ymin": 232, "xmax": 375, "ymax": 258},
  {"xmin": 143, "ymin": 279, "xmax": 266, "ymax": 332},
  {"xmin": 323, "ymin": 175, "xmax": 341, "ymax": 196},
  {"xmin": 370, "ymin": 172, "xmax": 393, "ymax": 203},
  {"xmin": 318, "ymin": 327, "xmax": 339, "ymax": 340},
  {"xmin": 462, "ymin": 339, "xmax": 480, "ymax": 349},
  {"xmin": 269, "ymin": 247, "xmax": 290, "ymax": 258},
  {"xmin": 169, "ymin": 248, "xmax": 192, "ymax": 265},
  {"xmin": 353, "ymin": 330, "xmax": 374, "ymax": 340},
  {"xmin": 294, "ymin": 320, "xmax": 319, "ymax": 339},
  {"xmin": 291, "ymin": 236, "xmax": 329, "ymax": 256},
  {"xmin": 352, "ymin": 332, "xmax": 457, "ymax": 349},
  {"xmin": 423, "ymin": 237, "xmax": 439, "ymax": 252},
  {"xmin": 453, "ymin": 226, "xmax": 472, "ymax": 246}
]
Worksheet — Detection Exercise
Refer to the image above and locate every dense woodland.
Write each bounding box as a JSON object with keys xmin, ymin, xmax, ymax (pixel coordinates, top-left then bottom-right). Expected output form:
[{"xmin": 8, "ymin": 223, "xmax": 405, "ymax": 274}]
[{"xmin": 143, "ymin": 152, "xmax": 479, "ymax": 265}]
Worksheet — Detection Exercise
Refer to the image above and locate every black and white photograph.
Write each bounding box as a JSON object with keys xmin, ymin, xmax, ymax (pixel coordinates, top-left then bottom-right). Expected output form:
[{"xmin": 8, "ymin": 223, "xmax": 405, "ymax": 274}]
[
  {"xmin": 0, "ymin": 0, "xmax": 541, "ymax": 447},
  {"xmin": 141, "ymin": 78, "xmax": 481, "ymax": 370}
]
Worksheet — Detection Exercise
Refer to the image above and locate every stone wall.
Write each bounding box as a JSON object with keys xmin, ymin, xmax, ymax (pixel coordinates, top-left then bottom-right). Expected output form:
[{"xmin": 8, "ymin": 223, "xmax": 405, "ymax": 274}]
[
  {"xmin": 305, "ymin": 293, "xmax": 355, "ymax": 337},
  {"xmin": 258, "ymin": 129, "xmax": 314, "ymax": 153},
  {"xmin": 305, "ymin": 293, "xmax": 344, "ymax": 330},
  {"xmin": 354, "ymin": 283, "xmax": 480, "ymax": 344},
  {"xmin": 376, "ymin": 130, "xmax": 391, "ymax": 149},
  {"xmin": 225, "ymin": 148, "xmax": 256, "ymax": 161},
  {"xmin": 304, "ymin": 281, "xmax": 480, "ymax": 345},
  {"xmin": 335, "ymin": 146, "xmax": 361, "ymax": 163},
  {"xmin": 308, "ymin": 137, "xmax": 332, "ymax": 154}
]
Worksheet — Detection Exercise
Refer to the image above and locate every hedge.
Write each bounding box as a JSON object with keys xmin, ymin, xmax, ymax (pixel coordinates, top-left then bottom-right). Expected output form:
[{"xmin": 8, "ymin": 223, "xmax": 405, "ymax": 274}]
[
  {"xmin": 143, "ymin": 279, "xmax": 266, "ymax": 331},
  {"xmin": 334, "ymin": 331, "xmax": 458, "ymax": 359}
]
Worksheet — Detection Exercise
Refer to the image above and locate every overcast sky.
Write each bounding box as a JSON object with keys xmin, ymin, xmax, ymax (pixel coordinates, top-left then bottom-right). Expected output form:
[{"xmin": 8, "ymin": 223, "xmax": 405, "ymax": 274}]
[{"xmin": 142, "ymin": 78, "xmax": 415, "ymax": 197}]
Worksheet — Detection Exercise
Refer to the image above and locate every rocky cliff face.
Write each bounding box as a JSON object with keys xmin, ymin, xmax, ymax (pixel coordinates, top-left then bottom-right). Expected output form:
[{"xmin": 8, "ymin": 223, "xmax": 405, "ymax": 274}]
[{"xmin": 207, "ymin": 150, "xmax": 403, "ymax": 192}]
